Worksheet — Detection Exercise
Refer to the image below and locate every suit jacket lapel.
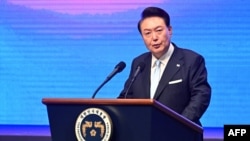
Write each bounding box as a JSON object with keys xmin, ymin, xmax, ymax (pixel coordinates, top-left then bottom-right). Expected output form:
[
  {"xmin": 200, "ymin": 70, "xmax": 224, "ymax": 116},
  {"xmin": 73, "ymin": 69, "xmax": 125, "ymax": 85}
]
[{"xmin": 154, "ymin": 47, "xmax": 184, "ymax": 99}]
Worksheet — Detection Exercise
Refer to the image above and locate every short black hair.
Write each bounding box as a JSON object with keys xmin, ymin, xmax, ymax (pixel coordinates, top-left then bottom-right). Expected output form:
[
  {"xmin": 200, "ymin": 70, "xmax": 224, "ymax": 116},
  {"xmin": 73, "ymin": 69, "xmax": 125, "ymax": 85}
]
[{"xmin": 137, "ymin": 7, "xmax": 170, "ymax": 34}]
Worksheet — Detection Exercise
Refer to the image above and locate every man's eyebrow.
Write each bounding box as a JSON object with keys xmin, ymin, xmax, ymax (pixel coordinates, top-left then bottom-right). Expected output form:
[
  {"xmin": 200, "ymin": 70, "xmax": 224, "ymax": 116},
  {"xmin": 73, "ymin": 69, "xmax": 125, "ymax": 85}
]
[
  {"xmin": 142, "ymin": 25, "xmax": 164, "ymax": 32},
  {"xmin": 155, "ymin": 26, "xmax": 163, "ymax": 29}
]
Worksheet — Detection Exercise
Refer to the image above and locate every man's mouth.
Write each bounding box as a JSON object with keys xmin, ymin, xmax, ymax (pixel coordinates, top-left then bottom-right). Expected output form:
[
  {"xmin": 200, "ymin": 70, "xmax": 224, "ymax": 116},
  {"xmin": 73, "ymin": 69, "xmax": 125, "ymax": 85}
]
[{"xmin": 152, "ymin": 44, "xmax": 161, "ymax": 48}]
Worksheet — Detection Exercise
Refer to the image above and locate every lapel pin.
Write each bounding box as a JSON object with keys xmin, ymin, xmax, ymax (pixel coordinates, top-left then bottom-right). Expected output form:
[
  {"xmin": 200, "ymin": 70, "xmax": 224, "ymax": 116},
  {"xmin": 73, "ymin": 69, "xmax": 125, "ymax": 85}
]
[{"xmin": 176, "ymin": 64, "xmax": 180, "ymax": 67}]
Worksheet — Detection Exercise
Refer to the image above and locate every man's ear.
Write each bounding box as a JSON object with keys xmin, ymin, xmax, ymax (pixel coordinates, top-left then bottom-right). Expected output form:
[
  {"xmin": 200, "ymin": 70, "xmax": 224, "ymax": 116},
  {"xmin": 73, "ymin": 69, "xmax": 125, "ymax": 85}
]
[{"xmin": 168, "ymin": 26, "xmax": 173, "ymax": 35}]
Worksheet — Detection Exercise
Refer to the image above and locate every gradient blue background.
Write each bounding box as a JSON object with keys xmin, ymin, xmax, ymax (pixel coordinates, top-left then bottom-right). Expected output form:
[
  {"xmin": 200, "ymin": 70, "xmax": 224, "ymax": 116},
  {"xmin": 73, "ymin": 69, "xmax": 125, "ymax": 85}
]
[{"xmin": 0, "ymin": 0, "xmax": 250, "ymax": 127}]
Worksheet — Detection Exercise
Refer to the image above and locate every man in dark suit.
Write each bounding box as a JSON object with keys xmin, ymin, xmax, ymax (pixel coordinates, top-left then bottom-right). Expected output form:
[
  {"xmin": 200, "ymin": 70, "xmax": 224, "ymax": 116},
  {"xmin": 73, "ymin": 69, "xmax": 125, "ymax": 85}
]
[{"xmin": 118, "ymin": 6, "xmax": 211, "ymax": 127}]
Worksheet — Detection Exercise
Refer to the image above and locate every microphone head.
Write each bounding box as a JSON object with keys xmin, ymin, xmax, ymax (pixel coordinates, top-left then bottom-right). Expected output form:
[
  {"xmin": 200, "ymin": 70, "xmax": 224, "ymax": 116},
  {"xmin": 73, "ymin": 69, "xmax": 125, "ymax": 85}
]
[
  {"xmin": 137, "ymin": 62, "xmax": 145, "ymax": 72},
  {"xmin": 115, "ymin": 61, "xmax": 126, "ymax": 72}
]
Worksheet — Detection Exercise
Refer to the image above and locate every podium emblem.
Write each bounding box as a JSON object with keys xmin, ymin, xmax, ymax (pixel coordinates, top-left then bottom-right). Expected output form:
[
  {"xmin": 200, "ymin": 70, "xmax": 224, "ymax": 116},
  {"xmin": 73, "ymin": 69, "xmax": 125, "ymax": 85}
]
[{"xmin": 75, "ymin": 108, "xmax": 112, "ymax": 141}]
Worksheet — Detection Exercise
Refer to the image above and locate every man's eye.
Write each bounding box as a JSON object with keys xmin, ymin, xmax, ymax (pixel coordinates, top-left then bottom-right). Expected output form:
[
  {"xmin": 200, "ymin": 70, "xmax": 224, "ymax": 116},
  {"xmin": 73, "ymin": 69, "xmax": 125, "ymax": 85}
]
[{"xmin": 144, "ymin": 32, "xmax": 151, "ymax": 36}]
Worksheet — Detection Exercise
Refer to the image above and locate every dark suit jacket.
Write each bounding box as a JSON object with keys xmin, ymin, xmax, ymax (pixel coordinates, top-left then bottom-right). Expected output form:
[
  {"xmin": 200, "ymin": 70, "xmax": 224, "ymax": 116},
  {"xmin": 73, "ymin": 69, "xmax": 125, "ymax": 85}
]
[{"xmin": 118, "ymin": 43, "xmax": 211, "ymax": 125}]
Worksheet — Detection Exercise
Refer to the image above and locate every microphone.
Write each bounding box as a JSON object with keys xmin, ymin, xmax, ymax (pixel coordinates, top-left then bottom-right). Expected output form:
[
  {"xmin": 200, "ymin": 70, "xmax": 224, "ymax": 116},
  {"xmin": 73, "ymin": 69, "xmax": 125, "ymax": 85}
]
[
  {"xmin": 124, "ymin": 62, "xmax": 145, "ymax": 98},
  {"xmin": 92, "ymin": 61, "xmax": 126, "ymax": 99}
]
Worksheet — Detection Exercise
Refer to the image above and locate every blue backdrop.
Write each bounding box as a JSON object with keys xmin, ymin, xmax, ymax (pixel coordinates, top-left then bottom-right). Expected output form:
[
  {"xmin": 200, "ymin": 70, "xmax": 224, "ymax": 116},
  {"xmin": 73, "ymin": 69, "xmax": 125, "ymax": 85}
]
[{"xmin": 0, "ymin": 0, "xmax": 250, "ymax": 127}]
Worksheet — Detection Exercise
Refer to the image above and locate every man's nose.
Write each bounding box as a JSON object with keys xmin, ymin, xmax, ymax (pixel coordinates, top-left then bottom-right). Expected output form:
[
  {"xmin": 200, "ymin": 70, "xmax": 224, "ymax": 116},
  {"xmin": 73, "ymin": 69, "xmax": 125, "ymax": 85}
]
[{"xmin": 152, "ymin": 32, "xmax": 158, "ymax": 40}]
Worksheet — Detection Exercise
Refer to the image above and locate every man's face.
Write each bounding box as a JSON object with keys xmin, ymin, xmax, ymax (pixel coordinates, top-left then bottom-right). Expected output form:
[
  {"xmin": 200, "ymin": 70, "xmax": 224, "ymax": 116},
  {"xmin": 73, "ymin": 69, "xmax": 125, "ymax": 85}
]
[{"xmin": 140, "ymin": 16, "xmax": 172, "ymax": 59}]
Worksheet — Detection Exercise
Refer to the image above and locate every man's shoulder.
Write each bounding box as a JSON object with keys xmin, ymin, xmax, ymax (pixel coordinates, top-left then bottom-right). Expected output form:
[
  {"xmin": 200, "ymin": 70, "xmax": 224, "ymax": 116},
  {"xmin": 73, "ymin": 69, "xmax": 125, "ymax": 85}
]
[
  {"xmin": 130, "ymin": 52, "xmax": 151, "ymax": 67},
  {"xmin": 174, "ymin": 44, "xmax": 203, "ymax": 59}
]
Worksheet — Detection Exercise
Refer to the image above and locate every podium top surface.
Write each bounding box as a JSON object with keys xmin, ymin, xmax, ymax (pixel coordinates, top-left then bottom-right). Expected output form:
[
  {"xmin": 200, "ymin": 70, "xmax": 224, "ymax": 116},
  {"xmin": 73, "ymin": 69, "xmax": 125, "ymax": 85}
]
[{"xmin": 42, "ymin": 98, "xmax": 155, "ymax": 105}]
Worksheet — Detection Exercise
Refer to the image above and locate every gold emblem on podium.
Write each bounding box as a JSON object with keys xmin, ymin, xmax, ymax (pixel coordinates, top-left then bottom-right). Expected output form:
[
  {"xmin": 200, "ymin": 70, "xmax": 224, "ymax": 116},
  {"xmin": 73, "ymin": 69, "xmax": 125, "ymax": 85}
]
[{"xmin": 75, "ymin": 108, "xmax": 112, "ymax": 141}]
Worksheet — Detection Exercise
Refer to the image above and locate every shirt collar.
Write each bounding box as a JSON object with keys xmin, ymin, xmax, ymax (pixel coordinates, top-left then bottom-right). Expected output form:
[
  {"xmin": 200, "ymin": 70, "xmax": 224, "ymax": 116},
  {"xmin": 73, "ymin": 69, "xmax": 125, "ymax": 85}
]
[{"xmin": 151, "ymin": 43, "xmax": 174, "ymax": 68}]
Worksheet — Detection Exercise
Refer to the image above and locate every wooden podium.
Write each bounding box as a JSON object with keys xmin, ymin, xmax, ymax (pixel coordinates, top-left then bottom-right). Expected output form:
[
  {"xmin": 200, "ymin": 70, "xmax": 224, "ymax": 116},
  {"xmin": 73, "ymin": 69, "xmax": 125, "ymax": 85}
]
[{"xmin": 42, "ymin": 98, "xmax": 203, "ymax": 141}]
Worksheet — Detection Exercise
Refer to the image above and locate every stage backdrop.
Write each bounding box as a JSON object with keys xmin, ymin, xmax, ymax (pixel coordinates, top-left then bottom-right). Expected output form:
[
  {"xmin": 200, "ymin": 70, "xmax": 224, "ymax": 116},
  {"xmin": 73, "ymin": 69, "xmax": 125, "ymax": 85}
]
[{"xmin": 0, "ymin": 0, "xmax": 250, "ymax": 127}]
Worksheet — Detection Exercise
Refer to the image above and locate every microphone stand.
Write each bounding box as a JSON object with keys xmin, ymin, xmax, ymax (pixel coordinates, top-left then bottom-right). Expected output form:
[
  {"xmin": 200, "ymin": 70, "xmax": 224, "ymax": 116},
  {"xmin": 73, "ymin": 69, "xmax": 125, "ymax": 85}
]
[
  {"xmin": 92, "ymin": 79, "xmax": 109, "ymax": 99},
  {"xmin": 124, "ymin": 79, "xmax": 134, "ymax": 99}
]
